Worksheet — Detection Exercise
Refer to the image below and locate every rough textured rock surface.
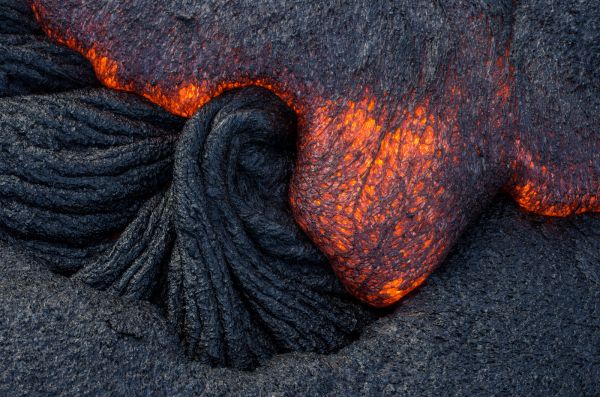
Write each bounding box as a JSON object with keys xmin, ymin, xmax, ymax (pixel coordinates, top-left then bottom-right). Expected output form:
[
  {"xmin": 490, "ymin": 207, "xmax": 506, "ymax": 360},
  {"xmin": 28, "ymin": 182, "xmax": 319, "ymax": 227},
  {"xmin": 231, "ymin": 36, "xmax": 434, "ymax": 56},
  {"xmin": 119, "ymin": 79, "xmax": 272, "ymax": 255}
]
[
  {"xmin": 508, "ymin": 0, "xmax": 600, "ymax": 215},
  {"xmin": 0, "ymin": 2, "xmax": 375, "ymax": 369},
  {"xmin": 0, "ymin": 0, "xmax": 599, "ymax": 392},
  {"xmin": 1, "ymin": 199, "xmax": 599, "ymax": 395},
  {"xmin": 0, "ymin": 0, "xmax": 97, "ymax": 96},
  {"xmin": 0, "ymin": 90, "xmax": 183, "ymax": 273},
  {"xmin": 0, "ymin": 87, "xmax": 375, "ymax": 369},
  {"xmin": 28, "ymin": 0, "xmax": 600, "ymax": 306}
]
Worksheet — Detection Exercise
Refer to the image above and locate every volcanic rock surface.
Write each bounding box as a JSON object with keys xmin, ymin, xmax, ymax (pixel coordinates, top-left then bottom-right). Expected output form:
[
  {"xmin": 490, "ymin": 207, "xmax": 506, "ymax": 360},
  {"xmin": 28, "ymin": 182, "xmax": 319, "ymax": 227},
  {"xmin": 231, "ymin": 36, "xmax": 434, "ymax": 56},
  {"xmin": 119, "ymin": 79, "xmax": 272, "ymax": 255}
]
[
  {"xmin": 0, "ymin": 0, "xmax": 97, "ymax": 95},
  {"xmin": 28, "ymin": 0, "xmax": 600, "ymax": 306},
  {"xmin": 0, "ymin": 0, "xmax": 375, "ymax": 370},
  {"xmin": 0, "ymin": 0, "xmax": 599, "ymax": 394},
  {"xmin": 1, "ymin": 199, "xmax": 599, "ymax": 395}
]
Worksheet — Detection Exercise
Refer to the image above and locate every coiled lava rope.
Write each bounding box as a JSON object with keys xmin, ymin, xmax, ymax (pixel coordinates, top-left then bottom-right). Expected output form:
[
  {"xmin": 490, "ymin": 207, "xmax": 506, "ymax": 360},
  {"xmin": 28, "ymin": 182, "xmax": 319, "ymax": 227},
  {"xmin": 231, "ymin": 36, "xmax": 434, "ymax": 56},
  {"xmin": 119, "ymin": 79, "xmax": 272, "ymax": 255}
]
[
  {"xmin": 0, "ymin": 90, "xmax": 182, "ymax": 272},
  {"xmin": 70, "ymin": 87, "xmax": 374, "ymax": 368},
  {"xmin": 165, "ymin": 88, "xmax": 371, "ymax": 368},
  {"xmin": 0, "ymin": 8, "xmax": 375, "ymax": 367},
  {"xmin": 0, "ymin": 85, "xmax": 374, "ymax": 369}
]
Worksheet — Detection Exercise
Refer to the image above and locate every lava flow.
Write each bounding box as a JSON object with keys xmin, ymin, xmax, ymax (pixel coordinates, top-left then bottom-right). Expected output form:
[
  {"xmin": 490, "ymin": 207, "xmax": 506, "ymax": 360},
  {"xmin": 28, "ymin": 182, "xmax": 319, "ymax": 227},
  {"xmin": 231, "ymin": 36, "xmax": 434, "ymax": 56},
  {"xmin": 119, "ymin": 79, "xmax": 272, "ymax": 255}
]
[{"xmin": 29, "ymin": 0, "xmax": 600, "ymax": 307}]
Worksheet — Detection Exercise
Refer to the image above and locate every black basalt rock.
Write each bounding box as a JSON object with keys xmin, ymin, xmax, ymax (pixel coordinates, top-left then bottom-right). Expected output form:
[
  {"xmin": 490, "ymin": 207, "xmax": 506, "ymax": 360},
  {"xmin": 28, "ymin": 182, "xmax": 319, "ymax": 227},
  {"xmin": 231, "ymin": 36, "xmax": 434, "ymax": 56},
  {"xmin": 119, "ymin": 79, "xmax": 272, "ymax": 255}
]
[
  {"xmin": 0, "ymin": 0, "xmax": 599, "ymax": 392},
  {"xmin": 0, "ymin": 90, "xmax": 183, "ymax": 273},
  {"xmin": 0, "ymin": 0, "xmax": 97, "ymax": 96},
  {"xmin": 0, "ymin": 1, "xmax": 377, "ymax": 363},
  {"xmin": 0, "ymin": 86, "xmax": 375, "ymax": 369},
  {"xmin": 1, "ymin": 197, "xmax": 599, "ymax": 395}
]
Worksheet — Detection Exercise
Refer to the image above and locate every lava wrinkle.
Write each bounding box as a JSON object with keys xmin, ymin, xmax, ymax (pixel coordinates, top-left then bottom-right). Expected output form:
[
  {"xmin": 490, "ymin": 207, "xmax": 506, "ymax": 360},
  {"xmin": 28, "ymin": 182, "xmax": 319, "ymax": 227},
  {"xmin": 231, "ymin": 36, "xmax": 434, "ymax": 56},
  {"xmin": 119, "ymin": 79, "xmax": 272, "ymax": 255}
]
[{"xmin": 26, "ymin": 0, "xmax": 600, "ymax": 306}]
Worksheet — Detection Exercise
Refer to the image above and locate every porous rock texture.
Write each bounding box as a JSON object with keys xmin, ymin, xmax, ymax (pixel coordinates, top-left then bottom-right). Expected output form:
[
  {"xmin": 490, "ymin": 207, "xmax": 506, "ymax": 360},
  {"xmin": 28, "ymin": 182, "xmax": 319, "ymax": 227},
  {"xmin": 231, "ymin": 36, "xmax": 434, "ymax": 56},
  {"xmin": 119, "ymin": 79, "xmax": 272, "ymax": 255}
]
[
  {"xmin": 0, "ymin": 1, "xmax": 374, "ymax": 370},
  {"xmin": 28, "ymin": 0, "xmax": 600, "ymax": 306},
  {"xmin": 0, "ymin": 0, "xmax": 599, "ymax": 393},
  {"xmin": 0, "ymin": 86, "xmax": 376, "ymax": 369},
  {"xmin": 1, "ymin": 200, "xmax": 599, "ymax": 395}
]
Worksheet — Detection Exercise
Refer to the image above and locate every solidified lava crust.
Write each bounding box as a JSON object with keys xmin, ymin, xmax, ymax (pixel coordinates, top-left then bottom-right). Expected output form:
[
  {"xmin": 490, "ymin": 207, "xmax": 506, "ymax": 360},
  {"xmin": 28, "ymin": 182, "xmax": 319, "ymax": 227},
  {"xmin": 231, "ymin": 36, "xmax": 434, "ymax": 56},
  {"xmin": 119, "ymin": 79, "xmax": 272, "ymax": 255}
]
[
  {"xmin": 0, "ymin": 85, "xmax": 374, "ymax": 369},
  {"xmin": 0, "ymin": 0, "xmax": 97, "ymax": 96},
  {"xmin": 1, "ymin": 2, "xmax": 376, "ymax": 369},
  {"xmin": 26, "ymin": 0, "xmax": 600, "ymax": 307}
]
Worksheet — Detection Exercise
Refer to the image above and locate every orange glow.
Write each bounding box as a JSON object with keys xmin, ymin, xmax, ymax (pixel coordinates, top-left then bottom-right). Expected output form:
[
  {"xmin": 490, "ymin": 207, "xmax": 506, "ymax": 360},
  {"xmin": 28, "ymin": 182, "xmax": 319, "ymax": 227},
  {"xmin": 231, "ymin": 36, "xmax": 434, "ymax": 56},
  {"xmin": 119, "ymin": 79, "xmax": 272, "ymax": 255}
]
[
  {"xmin": 509, "ymin": 139, "xmax": 599, "ymax": 217},
  {"xmin": 293, "ymin": 90, "xmax": 457, "ymax": 306},
  {"xmin": 30, "ymin": 2, "xmax": 600, "ymax": 307},
  {"xmin": 379, "ymin": 274, "xmax": 429, "ymax": 303},
  {"xmin": 31, "ymin": 3, "xmax": 301, "ymax": 118}
]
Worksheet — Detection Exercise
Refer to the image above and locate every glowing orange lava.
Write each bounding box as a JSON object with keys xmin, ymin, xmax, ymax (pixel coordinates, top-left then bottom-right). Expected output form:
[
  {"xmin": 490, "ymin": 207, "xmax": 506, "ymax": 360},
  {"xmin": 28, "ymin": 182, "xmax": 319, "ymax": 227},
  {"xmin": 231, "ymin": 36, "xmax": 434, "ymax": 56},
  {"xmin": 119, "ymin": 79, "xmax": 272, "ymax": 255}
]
[
  {"xmin": 292, "ymin": 87, "xmax": 463, "ymax": 305},
  {"xmin": 31, "ymin": 3, "xmax": 301, "ymax": 118},
  {"xmin": 30, "ymin": 1, "xmax": 599, "ymax": 307}
]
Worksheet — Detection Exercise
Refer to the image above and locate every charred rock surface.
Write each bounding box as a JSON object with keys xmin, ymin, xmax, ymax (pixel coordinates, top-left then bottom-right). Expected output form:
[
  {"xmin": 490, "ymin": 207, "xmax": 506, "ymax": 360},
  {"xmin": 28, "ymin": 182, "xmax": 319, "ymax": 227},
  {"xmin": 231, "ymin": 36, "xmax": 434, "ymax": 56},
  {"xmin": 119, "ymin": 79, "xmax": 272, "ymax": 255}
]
[
  {"xmin": 0, "ymin": 0, "xmax": 598, "ymax": 387},
  {"xmin": 0, "ymin": 90, "xmax": 183, "ymax": 273},
  {"xmin": 0, "ymin": 87, "xmax": 375, "ymax": 369},
  {"xmin": 28, "ymin": 0, "xmax": 600, "ymax": 306},
  {"xmin": 0, "ymin": 0, "xmax": 97, "ymax": 96},
  {"xmin": 1, "ymin": 199, "xmax": 598, "ymax": 395}
]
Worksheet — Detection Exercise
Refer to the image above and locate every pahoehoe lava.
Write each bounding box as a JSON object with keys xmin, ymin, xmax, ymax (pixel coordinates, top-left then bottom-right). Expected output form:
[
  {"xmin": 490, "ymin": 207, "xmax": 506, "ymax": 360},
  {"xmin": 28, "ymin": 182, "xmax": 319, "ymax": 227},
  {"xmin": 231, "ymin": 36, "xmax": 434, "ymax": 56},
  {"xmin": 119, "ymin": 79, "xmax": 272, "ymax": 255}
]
[
  {"xmin": 0, "ymin": 3, "xmax": 375, "ymax": 369},
  {"xmin": 1, "ymin": 0, "xmax": 599, "ymax": 372},
  {"xmin": 0, "ymin": 41, "xmax": 374, "ymax": 369},
  {"xmin": 0, "ymin": 0, "xmax": 97, "ymax": 96},
  {"xmin": 27, "ymin": 0, "xmax": 600, "ymax": 306},
  {"xmin": 0, "ymin": 0, "xmax": 600, "ymax": 386},
  {"xmin": 73, "ymin": 87, "xmax": 374, "ymax": 369}
]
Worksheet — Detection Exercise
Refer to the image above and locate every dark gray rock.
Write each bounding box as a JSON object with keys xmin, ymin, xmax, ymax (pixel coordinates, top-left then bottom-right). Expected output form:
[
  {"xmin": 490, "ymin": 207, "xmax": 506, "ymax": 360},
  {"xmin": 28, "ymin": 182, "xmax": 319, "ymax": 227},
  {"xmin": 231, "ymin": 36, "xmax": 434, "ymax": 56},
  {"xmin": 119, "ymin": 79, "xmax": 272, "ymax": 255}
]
[
  {"xmin": 0, "ymin": 0, "xmax": 599, "ymax": 394},
  {"xmin": 0, "ymin": 87, "xmax": 376, "ymax": 370},
  {"xmin": 1, "ymin": 198, "xmax": 599, "ymax": 396},
  {"xmin": 0, "ymin": 0, "xmax": 98, "ymax": 96},
  {"xmin": 0, "ymin": 89, "xmax": 183, "ymax": 273}
]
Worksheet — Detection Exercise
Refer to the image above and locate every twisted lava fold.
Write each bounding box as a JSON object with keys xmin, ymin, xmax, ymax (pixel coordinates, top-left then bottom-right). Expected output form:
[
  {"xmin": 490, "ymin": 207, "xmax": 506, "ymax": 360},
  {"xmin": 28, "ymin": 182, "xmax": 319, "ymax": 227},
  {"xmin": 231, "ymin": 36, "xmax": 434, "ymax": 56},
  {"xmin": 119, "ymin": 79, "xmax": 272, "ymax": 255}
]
[{"xmin": 26, "ymin": 0, "xmax": 600, "ymax": 306}]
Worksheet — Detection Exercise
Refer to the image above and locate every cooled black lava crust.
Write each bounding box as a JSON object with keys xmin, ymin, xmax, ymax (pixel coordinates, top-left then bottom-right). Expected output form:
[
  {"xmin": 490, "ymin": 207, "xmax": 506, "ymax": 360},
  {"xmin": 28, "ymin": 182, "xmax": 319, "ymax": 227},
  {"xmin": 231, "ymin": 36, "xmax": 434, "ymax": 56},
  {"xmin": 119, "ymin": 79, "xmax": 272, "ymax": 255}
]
[{"xmin": 0, "ymin": 0, "xmax": 598, "ymax": 383}]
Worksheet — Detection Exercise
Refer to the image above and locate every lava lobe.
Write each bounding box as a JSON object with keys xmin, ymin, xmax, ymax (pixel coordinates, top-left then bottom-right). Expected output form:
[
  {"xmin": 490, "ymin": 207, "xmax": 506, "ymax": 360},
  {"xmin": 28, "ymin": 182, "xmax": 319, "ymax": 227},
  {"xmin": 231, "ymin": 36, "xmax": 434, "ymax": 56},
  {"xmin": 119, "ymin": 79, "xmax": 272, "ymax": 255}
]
[{"xmin": 29, "ymin": 0, "xmax": 600, "ymax": 306}]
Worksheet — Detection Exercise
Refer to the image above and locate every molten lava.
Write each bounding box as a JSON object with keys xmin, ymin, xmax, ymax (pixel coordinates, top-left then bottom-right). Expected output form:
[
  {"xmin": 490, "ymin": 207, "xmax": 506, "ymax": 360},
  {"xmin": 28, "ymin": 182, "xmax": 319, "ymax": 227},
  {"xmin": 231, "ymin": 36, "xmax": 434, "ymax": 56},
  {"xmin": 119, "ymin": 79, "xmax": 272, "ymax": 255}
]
[{"xmin": 29, "ymin": 0, "xmax": 600, "ymax": 307}]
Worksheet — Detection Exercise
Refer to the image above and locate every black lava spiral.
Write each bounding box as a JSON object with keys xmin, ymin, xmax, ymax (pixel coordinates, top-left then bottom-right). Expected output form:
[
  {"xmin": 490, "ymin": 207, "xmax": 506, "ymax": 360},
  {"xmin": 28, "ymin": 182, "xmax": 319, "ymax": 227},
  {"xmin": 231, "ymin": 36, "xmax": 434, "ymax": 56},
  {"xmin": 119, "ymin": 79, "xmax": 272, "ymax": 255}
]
[
  {"xmin": 0, "ymin": 2, "xmax": 374, "ymax": 369},
  {"xmin": 0, "ymin": 88, "xmax": 375, "ymax": 369},
  {"xmin": 1, "ymin": 58, "xmax": 374, "ymax": 373},
  {"xmin": 74, "ymin": 88, "xmax": 374, "ymax": 368}
]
